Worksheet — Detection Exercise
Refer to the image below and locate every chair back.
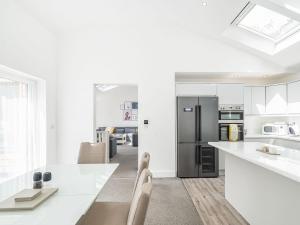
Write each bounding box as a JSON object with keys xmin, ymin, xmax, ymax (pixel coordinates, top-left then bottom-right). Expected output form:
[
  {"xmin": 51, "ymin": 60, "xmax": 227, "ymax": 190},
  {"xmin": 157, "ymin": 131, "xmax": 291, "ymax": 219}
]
[
  {"xmin": 127, "ymin": 169, "xmax": 152, "ymax": 225},
  {"xmin": 77, "ymin": 142, "xmax": 107, "ymax": 164},
  {"xmin": 132, "ymin": 152, "xmax": 150, "ymax": 195}
]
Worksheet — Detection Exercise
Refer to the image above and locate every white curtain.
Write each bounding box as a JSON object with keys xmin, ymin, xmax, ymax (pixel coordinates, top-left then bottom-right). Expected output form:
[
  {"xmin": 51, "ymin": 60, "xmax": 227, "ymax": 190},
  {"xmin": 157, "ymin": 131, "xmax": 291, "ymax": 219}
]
[{"xmin": 0, "ymin": 77, "xmax": 46, "ymax": 182}]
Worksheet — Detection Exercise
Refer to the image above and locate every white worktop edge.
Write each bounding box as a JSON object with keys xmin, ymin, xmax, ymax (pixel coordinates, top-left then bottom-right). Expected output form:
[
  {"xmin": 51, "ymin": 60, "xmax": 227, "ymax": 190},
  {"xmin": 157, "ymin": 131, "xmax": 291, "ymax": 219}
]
[{"xmin": 209, "ymin": 142, "xmax": 300, "ymax": 183}]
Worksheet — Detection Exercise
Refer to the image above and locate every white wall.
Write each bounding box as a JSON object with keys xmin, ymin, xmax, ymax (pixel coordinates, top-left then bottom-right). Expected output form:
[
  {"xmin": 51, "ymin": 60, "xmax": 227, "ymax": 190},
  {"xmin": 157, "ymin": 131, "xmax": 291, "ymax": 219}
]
[
  {"xmin": 57, "ymin": 25, "xmax": 283, "ymax": 177},
  {"xmin": 0, "ymin": 0, "xmax": 57, "ymax": 163},
  {"xmin": 95, "ymin": 85, "xmax": 138, "ymax": 127}
]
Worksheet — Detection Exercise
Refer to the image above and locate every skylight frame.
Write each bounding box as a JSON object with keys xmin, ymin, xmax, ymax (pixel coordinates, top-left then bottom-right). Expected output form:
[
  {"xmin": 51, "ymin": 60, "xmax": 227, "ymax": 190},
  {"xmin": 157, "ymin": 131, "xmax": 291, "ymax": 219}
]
[{"xmin": 232, "ymin": 2, "xmax": 300, "ymax": 44}]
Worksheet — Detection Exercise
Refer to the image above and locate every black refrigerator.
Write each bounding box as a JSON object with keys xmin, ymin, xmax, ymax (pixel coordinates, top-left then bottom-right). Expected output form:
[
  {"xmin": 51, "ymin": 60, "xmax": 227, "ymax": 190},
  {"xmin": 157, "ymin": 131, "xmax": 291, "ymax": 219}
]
[{"xmin": 177, "ymin": 96, "xmax": 219, "ymax": 178}]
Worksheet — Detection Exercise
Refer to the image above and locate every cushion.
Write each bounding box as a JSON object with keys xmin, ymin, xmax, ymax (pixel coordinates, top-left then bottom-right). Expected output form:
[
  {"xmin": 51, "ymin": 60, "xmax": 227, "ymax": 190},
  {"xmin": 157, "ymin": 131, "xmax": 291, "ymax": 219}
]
[{"xmin": 105, "ymin": 127, "xmax": 115, "ymax": 134}]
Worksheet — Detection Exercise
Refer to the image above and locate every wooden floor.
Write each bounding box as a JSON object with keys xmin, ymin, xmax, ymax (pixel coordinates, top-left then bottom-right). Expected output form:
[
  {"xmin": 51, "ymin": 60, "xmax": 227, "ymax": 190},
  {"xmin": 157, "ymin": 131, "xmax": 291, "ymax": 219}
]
[{"xmin": 183, "ymin": 177, "xmax": 249, "ymax": 225}]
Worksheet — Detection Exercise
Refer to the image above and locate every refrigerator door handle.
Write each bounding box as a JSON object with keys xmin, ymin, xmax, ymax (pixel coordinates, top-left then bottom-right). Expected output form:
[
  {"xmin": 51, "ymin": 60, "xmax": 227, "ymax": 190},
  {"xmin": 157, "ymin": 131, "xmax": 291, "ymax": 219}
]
[
  {"xmin": 198, "ymin": 145, "xmax": 201, "ymax": 165},
  {"xmin": 195, "ymin": 106, "xmax": 199, "ymax": 141},
  {"xmin": 195, "ymin": 145, "xmax": 198, "ymax": 165},
  {"xmin": 198, "ymin": 105, "xmax": 202, "ymax": 141}
]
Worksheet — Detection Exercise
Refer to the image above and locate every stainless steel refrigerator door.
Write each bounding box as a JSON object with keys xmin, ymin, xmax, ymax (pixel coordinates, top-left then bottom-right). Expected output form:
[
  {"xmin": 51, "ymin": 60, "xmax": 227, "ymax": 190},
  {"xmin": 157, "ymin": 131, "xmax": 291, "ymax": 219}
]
[
  {"xmin": 198, "ymin": 97, "xmax": 219, "ymax": 142},
  {"xmin": 177, "ymin": 97, "xmax": 198, "ymax": 143},
  {"xmin": 177, "ymin": 143, "xmax": 198, "ymax": 177}
]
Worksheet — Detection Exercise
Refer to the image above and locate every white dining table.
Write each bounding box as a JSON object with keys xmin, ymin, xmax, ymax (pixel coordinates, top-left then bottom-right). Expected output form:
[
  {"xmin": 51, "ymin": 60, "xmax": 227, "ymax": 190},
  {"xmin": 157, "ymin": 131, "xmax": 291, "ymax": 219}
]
[{"xmin": 0, "ymin": 164, "xmax": 118, "ymax": 225}]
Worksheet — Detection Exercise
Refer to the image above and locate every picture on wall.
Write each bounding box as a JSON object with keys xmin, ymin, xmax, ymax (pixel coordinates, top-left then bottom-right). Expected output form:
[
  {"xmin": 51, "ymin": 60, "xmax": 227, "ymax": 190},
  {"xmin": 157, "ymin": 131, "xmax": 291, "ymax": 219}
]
[
  {"xmin": 124, "ymin": 101, "xmax": 132, "ymax": 110},
  {"xmin": 121, "ymin": 101, "xmax": 138, "ymax": 121},
  {"xmin": 123, "ymin": 110, "xmax": 132, "ymax": 121},
  {"xmin": 132, "ymin": 102, "xmax": 138, "ymax": 109},
  {"xmin": 131, "ymin": 114, "xmax": 138, "ymax": 121},
  {"xmin": 131, "ymin": 109, "xmax": 138, "ymax": 115}
]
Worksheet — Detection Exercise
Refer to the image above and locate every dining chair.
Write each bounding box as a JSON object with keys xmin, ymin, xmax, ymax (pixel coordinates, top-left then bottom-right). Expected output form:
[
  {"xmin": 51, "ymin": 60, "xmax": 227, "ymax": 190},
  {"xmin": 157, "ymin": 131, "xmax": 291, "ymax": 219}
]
[
  {"xmin": 82, "ymin": 169, "xmax": 152, "ymax": 225},
  {"xmin": 132, "ymin": 152, "xmax": 150, "ymax": 195},
  {"xmin": 77, "ymin": 142, "xmax": 107, "ymax": 164}
]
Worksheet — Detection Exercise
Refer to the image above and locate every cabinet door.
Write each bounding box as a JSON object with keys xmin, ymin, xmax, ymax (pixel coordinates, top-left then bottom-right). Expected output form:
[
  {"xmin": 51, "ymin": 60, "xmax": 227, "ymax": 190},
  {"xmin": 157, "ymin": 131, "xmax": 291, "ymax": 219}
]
[
  {"xmin": 244, "ymin": 87, "xmax": 252, "ymax": 115},
  {"xmin": 252, "ymin": 86, "xmax": 265, "ymax": 115},
  {"xmin": 288, "ymin": 81, "xmax": 300, "ymax": 114},
  {"xmin": 217, "ymin": 84, "xmax": 244, "ymax": 105},
  {"xmin": 176, "ymin": 83, "xmax": 217, "ymax": 96},
  {"xmin": 266, "ymin": 84, "xmax": 287, "ymax": 114}
]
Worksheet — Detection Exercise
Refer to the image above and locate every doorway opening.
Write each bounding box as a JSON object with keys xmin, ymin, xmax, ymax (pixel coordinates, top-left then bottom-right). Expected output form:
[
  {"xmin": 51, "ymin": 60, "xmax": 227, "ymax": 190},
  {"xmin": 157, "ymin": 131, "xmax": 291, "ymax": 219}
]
[{"xmin": 94, "ymin": 84, "xmax": 138, "ymax": 178}]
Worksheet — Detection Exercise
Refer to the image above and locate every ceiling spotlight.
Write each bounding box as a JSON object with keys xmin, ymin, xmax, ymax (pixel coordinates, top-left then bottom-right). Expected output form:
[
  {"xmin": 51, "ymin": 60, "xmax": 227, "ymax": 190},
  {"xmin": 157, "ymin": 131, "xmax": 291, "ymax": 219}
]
[{"xmin": 201, "ymin": 2, "xmax": 208, "ymax": 6}]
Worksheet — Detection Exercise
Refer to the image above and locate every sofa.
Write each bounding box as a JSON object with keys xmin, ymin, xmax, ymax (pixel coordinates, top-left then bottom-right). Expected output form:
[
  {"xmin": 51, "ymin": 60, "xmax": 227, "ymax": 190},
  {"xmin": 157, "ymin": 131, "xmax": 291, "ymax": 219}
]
[{"xmin": 96, "ymin": 127, "xmax": 138, "ymax": 158}]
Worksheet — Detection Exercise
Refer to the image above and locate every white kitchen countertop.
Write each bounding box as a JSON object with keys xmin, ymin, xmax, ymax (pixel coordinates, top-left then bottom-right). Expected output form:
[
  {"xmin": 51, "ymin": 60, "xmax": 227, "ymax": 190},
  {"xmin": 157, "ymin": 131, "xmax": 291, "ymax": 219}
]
[
  {"xmin": 209, "ymin": 141, "xmax": 300, "ymax": 183},
  {"xmin": 245, "ymin": 134, "xmax": 300, "ymax": 142}
]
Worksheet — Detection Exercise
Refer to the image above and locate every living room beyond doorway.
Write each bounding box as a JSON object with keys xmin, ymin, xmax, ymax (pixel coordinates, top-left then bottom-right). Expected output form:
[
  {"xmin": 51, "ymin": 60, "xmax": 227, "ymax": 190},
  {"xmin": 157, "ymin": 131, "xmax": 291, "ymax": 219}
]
[{"xmin": 94, "ymin": 84, "xmax": 138, "ymax": 177}]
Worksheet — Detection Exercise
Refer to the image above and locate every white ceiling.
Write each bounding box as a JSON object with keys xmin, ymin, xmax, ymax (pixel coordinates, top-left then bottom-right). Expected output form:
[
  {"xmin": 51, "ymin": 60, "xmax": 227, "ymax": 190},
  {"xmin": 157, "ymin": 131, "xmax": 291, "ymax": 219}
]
[{"xmin": 16, "ymin": 0, "xmax": 300, "ymax": 71}]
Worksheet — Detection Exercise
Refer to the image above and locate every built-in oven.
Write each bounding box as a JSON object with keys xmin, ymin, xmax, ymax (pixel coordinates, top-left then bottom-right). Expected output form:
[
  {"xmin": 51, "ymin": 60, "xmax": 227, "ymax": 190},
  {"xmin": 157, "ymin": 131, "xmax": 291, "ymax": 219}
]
[
  {"xmin": 219, "ymin": 123, "xmax": 244, "ymax": 141},
  {"xmin": 218, "ymin": 104, "xmax": 244, "ymax": 141},
  {"xmin": 219, "ymin": 104, "xmax": 244, "ymax": 123}
]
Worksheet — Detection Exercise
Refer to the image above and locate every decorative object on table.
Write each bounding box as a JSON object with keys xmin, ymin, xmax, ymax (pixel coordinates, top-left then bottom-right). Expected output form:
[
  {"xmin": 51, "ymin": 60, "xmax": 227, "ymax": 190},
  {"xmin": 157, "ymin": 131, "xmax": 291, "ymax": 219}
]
[
  {"xmin": 43, "ymin": 172, "xmax": 52, "ymax": 182},
  {"xmin": 229, "ymin": 124, "xmax": 239, "ymax": 141},
  {"xmin": 33, "ymin": 172, "xmax": 43, "ymax": 189},
  {"xmin": 14, "ymin": 189, "xmax": 41, "ymax": 202},
  {"xmin": 33, "ymin": 172, "xmax": 42, "ymax": 182},
  {"xmin": 256, "ymin": 145, "xmax": 281, "ymax": 155},
  {"xmin": 33, "ymin": 181, "xmax": 43, "ymax": 189},
  {"xmin": 0, "ymin": 188, "xmax": 59, "ymax": 211}
]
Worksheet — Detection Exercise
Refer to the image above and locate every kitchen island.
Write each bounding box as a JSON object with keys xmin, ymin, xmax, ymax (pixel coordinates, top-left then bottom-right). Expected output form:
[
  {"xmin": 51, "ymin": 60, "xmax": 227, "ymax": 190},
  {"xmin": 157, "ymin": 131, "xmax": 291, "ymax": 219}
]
[{"xmin": 209, "ymin": 141, "xmax": 300, "ymax": 225}]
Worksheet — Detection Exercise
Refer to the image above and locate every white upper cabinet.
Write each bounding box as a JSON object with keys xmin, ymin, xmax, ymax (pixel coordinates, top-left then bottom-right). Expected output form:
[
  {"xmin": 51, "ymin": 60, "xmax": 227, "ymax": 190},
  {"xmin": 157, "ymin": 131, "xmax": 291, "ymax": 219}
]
[
  {"xmin": 217, "ymin": 84, "xmax": 244, "ymax": 105},
  {"xmin": 252, "ymin": 86, "xmax": 266, "ymax": 114},
  {"xmin": 176, "ymin": 83, "xmax": 217, "ymax": 96},
  {"xmin": 244, "ymin": 86, "xmax": 266, "ymax": 115},
  {"xmin": 244, "ymin": 87, "xmax": 252, "ymax": 115},
  {"xmin": 288, "ymin": 81, "xmax": 300, "ymax": 114},
  {"xmin": 266, "ymin": 84, "xmax": 287, "ymax": 114}
]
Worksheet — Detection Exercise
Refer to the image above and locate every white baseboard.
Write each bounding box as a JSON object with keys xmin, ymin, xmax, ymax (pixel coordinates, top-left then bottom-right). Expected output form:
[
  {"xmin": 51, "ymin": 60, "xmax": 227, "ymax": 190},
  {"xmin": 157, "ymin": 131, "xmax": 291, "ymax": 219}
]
[
  {"xmin": 152, "ymin": 170, "xmax": 176, "ymax": 178},
  {"xmin": 151, "ymin": 170, "xmax": 225, "ymax": 178},
  {"xmin": 219, "ymin": 169, "xmax": 225, "ymax": 176}
]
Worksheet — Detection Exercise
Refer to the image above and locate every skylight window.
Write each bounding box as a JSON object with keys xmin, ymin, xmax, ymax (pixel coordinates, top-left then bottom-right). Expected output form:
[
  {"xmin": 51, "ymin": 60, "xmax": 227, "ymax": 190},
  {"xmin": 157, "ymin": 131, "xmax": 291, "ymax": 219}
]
[
  {"xmin": 235, "ymin": 4, "xmax": 300, "ymax": 43},
  {"xmin": 96, "ymin": 84, "xmax": 119, "ymax": 92}
]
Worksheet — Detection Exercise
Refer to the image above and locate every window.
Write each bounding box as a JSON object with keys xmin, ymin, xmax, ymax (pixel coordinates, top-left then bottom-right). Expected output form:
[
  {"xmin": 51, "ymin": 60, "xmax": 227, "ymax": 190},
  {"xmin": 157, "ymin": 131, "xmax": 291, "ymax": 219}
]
[
  {"xmin": 0, "ymin": 66, "xmax": 46, "ymax": 183},
  {"xmin": 233, "ymin": 3, "xmax": 300, "ymax": 44}
]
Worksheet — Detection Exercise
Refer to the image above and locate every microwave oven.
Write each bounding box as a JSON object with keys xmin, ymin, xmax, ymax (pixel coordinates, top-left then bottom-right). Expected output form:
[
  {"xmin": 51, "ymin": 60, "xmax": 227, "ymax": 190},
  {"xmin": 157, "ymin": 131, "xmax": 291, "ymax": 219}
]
[{"xmin": 262, "ymin": 123, "xmax": 288, "ymax": 136}]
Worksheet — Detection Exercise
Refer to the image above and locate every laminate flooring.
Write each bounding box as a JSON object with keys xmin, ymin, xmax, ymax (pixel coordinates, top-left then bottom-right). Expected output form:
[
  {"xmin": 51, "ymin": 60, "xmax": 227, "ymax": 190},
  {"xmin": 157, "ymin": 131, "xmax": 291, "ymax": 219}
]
[{"xmin": 183, "ymin": 177, "xmax": 249, "ymax": 225}]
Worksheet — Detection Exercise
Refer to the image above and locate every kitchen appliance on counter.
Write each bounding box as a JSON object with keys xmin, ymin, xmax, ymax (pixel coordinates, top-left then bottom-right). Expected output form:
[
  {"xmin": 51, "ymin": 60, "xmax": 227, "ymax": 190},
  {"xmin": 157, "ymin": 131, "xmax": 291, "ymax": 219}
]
[
  {"xmin": 262, "ymin": 122, "xmax": 288, "ymax": 136},
  {"xmin": 288, "ymin": 122, "xmax": 300, "ymax": 136},
  {"xmin": 218, "ymin": 104, "xmax": 244, "ymax": 141},
  {"xmin": 177, "ymin": 96, "xmax": 219, "ymax": 178}
]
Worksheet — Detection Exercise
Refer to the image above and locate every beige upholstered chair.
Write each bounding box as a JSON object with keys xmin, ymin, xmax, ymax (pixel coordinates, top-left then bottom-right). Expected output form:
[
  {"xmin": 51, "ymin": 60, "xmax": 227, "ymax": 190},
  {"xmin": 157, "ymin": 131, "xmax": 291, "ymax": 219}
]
[
  {"xmin": 132, "ymin": 152, "xmax": 150, "ymax": 195},
  {"xmin": 77, "ymin": 142, "xmax": 107, "ymax": 164},
  {"xmin": 82, "ymin": 169, "xmax": 152, "ymax": 225}
]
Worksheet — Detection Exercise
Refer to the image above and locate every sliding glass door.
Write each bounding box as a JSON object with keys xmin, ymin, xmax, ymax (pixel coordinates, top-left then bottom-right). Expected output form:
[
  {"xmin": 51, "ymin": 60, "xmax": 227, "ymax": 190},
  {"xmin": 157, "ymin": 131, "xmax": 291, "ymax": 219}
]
[{"xmin": 0, "ymin": 76, "xmax": 46, "ymax": 182}]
